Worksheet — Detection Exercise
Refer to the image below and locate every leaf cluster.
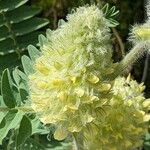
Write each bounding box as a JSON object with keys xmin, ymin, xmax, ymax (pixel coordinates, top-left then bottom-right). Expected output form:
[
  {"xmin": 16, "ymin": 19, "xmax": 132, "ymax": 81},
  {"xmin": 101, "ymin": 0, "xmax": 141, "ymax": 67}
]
[{"xmin": 0, "ymin": 0, "xmax": 49, "ymax": 73}]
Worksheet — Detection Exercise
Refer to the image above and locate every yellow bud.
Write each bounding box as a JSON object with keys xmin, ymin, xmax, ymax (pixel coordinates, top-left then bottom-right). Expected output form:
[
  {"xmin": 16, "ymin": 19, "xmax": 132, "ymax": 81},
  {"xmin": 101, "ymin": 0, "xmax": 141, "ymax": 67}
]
[
  {"xmin": 29, "ymin": 75, "xmax": 36, "ymax": 80},
  {"xmin": 90, "ymin": 96, "xmax": 99, "ymax": 101},
  {"xmin": 54, "ymin": 127, "xmax": 68, "ymax": 141},
  {"xmin": 70, "ymin": 76, "xmax": 77, "ymax": 83},
  {"xmin": 87, "ymin": 115, "xmax": 94, "ymax": 123},
  {"xmin": 144, "ymin": 114, "xmax": 150, "ymax": 122},
  {"xmin": 52, "ymin": 79, "xmax": 62, "ymax": 86},
  {"xmin": 98, "ymin": 83, "xmax": 111, "ymax": 92},
  {"xmin": 142, "ymin": 100, "xmax": 150, "ymax": 108},
  {"xmin": 57, "ymin": 91, "xmax": 67, "ymax": 101},
  {"xmin": 75, "ymin": 88, "xmax": 84, "ymax": 97},
  {"xmin": 88, "ymin": 74, "xmax": 99, "ymax": 84},
  {"xmin": 35, "ymin": 63, "xmax": 49, "ymax": 75},
  {"xmin": 37, "ymin": 81, "xmax": 48, "ymax": 89},
  {"xmin": 127, "ymin": 100, "xmax": 133, "ymax": 106},
  {"xmin": 54, "ymin": 62, "xmax": 62, "ymax": 69},
  {"xmin": 138, "ymin": 110, "xmax": 145, "ymax": 116},
  {"xmin": 63, "ymin": 104, "xmax": 78, "ymax": 112},
  {"xmin": 58, "ymin": 49, "xmax": 65, "ymax": 55}
]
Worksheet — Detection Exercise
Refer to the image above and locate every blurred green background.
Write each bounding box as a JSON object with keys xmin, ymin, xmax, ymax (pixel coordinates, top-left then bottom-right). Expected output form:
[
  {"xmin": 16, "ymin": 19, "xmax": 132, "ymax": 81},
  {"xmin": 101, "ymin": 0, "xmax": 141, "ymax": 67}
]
[{"xmin": 30, "ymin": 0, "xmax": 150, "ymax": 96}]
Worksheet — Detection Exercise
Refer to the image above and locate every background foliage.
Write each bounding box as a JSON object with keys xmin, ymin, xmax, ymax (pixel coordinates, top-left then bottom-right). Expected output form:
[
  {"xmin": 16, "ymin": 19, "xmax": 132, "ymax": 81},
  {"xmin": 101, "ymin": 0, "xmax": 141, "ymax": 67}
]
[
  {"xmin": 0, "ymin": 0, "xmax": 49, "ymax": 75},
  {"xmin": 0, "ymin": 0, "xmax": 149, "ymax": 149}
]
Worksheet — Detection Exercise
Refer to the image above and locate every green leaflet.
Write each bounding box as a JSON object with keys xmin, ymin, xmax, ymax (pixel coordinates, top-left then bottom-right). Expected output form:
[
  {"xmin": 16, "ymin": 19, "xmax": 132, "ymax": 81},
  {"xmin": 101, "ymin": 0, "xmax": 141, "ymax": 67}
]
[
  {"xmin": 1, "ymin": 69, "xmax": 17, "ymax": 108},
  {"xmin": 144, "ymin": 133, "xmax": 150, "ymax": 150},
  {"xmin": 102, "ymin": 3, "xmax": 119, "ymax": 27},
  {"xmin": 28, "ymin": 45, "xmax": 41, "ymax": 62},
  {"xmin": 0, "ymin": 0, "xmax": 28, "ymax": 12},
  {"xmin": 21, "ymin": 55, "xmax": 34, "ymax": 76},
  {"xmin": 16, "ymin": 115, "xmax": 32, "ymax": 147},
  {"xmin": 12, "ymin": 68, "xmax": 29, "ymax": 103},
  {"xmin": 0, "ymin": 96, "xmax": 6, "ymax": 124},
  {"xmin": 58, "ymin": 19, "xmax": 66, "ymax": 27},
  {"xmin": 0, "ymin": 58, "xmax": 51, "ymax": 148},
  {"xmin": 1, "ymin": 68, "xmax": 29, "ymax": 107},
  {"xmin": 22, "ymin": 44, "xmax": 41, "ymax": 75},
  {"xmin": 0, "ymin": 95, "xmax": 6, "ymax": 107},
  {"xmin": 38, "ymin": 34, "xmax": 48, "ymax": 47},
  {"xmin": 0, "ymin": 109, "xmax": 23, "ymax": 144},
  {"xmin": 30, "ymin": 116, "xmax": 49, "ymax": 135},
  {"xmin": 6, "ymin": 6, "xmax": 41, "ymax": 24}
]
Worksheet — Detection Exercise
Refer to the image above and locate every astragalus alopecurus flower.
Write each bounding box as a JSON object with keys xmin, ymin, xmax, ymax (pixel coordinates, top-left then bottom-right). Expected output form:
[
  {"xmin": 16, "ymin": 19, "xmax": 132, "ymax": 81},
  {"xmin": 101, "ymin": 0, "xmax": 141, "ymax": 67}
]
[
  {"xmin": 84, "ymin": 76, "xmax": 150, "ymax": 150},
  {"xmin": 29, "ymin": 5, "xmax": 116, "ymax": 140},
  {"xmin": 29, "ymin": 4, "xmax": 150, "ymax": 150}
]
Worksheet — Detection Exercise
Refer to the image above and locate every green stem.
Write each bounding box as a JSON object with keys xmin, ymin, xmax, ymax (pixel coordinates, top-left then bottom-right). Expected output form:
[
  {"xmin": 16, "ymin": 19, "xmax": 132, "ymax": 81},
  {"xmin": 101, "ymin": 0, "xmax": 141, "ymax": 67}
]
[
  {"xmin": 120, "ymin": 42, "xmax": 148, "ymax": 70},
  {"xmin": 0, "ymin": 106, "xmax": 34, "ymax": 113},
  {"xmin": 108, "ymin": 41, "xmax": 150, "ymax": 80},
  {"xmin": 112, "ymin": 27, "xmax": 125, "ymax": 58},
  {"xmin": 73, "ymin": 132, "xmax": 84, "ymax": 150}
]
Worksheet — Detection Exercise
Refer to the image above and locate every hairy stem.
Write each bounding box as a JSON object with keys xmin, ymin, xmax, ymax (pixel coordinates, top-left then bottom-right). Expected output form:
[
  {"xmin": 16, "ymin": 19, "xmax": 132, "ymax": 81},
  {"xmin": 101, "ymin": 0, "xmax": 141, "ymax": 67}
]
[
  {"xmin": 120, "ymin": 42, "xmax": 149, "ymax": 70},
  {"xmin": 141, "ymin": 0, "xmax": 149, "ymax": 83},
  {"xmin": 108, "ymin": 41, "xmax": 150, "ymax": 80}
]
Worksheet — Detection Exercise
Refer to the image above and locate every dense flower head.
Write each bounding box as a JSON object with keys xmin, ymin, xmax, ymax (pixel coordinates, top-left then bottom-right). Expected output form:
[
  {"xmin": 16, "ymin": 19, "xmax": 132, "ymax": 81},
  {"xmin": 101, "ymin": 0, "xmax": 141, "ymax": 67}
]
[
  {"xmin": 29, "ymin": 4, "xmax": 150, "ymax": 149},
  {"xmin": 132, "ymin": 24, "xmax": 150, "ymax": 43},
  {"xmin": 84, "ymin": 76, "xmax": 150, "ymax": 150},
  {"xmin": 131, "ymin": 2, "xmax": 150, "ymax": 43},
  {"xmin": 29, "ymin": 5, "xmax": 116, "ymax": 140}
]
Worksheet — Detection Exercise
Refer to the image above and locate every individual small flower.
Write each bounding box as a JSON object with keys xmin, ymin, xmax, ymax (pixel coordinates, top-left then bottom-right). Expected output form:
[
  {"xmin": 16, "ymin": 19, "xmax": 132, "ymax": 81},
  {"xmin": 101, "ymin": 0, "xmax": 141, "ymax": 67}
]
[
  {"xmin": 29, "ymin": 5, "xmax": 116, "ymax": 140},
  {"xmin": 84, "ymin": 76, "xmax": 150, "ymax": 150}
]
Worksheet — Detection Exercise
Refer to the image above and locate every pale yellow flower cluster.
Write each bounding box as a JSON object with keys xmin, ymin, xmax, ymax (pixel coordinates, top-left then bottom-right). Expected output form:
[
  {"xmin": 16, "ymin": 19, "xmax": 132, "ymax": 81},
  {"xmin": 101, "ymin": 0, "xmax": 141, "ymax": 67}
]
[
  {"xmin": 29, "ymin": 5, "xmax": 116, "ymax": 140},
  {"xmin": 29, "ymin": 5, "xmax": 150, "ymax": 150},
  {"xmin": 84, "ymin": 76, "xmax": 150, "ymax": 150}
]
